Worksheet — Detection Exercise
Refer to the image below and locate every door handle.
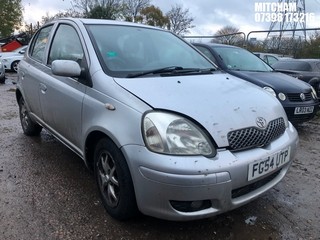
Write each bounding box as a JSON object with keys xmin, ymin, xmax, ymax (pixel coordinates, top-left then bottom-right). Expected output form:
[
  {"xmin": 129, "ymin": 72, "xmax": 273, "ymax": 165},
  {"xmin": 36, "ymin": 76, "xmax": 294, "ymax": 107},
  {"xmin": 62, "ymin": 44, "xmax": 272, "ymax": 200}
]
[{"xmin": 40, "ymin": 83, "xmax": 47, "ymax": 94}]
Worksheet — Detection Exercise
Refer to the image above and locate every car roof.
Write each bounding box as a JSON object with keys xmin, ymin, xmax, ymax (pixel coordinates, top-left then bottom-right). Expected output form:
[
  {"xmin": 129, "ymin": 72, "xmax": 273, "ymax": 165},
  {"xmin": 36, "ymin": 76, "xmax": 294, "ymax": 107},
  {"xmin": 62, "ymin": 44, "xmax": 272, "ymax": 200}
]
[
  {"xmin": 253, "ymin": 52, "xmax": 280, "ymax": 57},
  {"xmin": 296, "ymin": 59, "xmax": 320, "ymax": 63},
  {"xmin": 46, "ymin": 17, "xmax": 162, "ymax": 31},
  {"xmin": 193, "ymin": 42, "xmax": 240, "ymax": 49},
  {"xmin": 278, "ymin": 58, "xmax": 320, "ymax": 62}
]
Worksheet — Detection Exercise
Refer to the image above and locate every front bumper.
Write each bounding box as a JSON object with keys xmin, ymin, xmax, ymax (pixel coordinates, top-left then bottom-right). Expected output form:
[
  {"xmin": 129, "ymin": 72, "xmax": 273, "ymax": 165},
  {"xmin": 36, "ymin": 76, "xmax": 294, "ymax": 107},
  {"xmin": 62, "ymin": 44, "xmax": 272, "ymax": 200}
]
[
  {"xmin": 284, "ymin": 102, "xmax": 319, "ymax": 124},
  {"xmin": 122, "ymin": 123, "xmax": 298, "ymax": 221}
]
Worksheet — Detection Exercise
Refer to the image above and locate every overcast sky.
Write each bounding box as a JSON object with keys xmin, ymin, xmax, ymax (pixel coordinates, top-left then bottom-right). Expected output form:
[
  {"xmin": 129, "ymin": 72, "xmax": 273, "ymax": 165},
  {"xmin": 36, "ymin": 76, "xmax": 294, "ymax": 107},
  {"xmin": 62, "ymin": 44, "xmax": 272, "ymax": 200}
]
[{"xmin": 22, "ymin": 0, "xmax": 320, "ymax": 38}]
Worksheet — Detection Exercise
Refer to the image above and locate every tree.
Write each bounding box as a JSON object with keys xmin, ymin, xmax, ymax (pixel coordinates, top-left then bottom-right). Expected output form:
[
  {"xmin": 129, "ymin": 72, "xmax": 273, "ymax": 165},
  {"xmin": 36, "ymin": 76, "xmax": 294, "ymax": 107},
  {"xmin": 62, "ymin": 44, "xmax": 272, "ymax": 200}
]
[
  {"xmin": 71, "ymin": 0, "xmax": 92, "ymax": 17},
  {"xmin": 214, "ymin": 26, "xmax": 243, "ymax": 45},
  {"xmin": 0, "ymin": 0, "xmax": 23, "ymax": 37},
  {"xmin": 71, "ymin": 0, "xmax": 124, "ymax": 19},
  {"xmin": 41, "ymin": 10, "xmax": 83, "ymax": 25},
  {"xmin": 87, "ymin": 4, "xmax": 121, "ymax": 19},
  {"xmin": 166, "ymin": 4, "xmax": 194, "ymax": 36},
  {"xmin": 137, "ymin": 5, "xmax": 169, "ymax": 28},
  {"xmin": 299, "ymin": 31, "xmax": 320, "ymax": 58},
  {"xmin": 123, "ymin": 0, "xmax": 150, "ymax": 22}
]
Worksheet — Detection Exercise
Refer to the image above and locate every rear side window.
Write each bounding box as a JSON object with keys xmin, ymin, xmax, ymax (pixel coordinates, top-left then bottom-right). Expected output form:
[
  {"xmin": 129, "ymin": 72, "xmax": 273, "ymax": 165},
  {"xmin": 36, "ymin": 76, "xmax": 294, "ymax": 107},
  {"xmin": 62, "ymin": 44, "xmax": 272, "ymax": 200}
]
[
  {"xmin": 265, "ymin": 55, "xmax": 278, "ymax": 65},
  {"xmin": 30, "ymin": 25, "xmax": 53, "ymax": 62}
]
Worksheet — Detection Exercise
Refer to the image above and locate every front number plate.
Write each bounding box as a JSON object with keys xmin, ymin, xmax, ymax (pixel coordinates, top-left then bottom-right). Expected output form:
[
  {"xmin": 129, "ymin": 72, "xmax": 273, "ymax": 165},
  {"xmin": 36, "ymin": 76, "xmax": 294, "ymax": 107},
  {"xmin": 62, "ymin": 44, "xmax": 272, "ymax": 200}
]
[
  {"xmin": 248, "ymin": 147, "xmax": 291, "ymax": 181},
  {"xmin": 294, "ymin": 106, "xmax": 314, "ymax": 115}
]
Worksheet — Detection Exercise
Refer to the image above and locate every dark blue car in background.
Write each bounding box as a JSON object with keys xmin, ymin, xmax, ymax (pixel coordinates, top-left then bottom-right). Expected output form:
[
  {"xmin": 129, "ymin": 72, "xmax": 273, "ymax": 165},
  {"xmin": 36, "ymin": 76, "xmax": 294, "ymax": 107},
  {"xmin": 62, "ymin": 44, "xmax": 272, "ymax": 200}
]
[{"xmin": 193, "ymin": 43, "xmax": 319, "ymax": 124}]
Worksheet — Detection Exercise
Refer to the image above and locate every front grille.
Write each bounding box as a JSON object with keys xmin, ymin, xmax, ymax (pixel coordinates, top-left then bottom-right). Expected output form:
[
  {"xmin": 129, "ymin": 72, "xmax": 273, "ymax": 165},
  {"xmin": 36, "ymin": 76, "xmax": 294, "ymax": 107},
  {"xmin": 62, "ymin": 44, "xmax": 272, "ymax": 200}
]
[
  {"xmin": 287, "ymin": 92, "xmax": 312, "ymax": 102},
  {"xmin": 227, "ymin": 118, "xmax": 286, "ymax": 151}
]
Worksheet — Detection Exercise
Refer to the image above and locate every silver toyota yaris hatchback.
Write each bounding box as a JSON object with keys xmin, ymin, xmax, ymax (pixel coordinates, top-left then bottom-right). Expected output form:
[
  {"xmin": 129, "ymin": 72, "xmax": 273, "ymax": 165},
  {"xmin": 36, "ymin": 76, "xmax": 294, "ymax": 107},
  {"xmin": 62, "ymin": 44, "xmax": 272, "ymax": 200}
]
[{"xmin": 16, "ymin": 18, "xmax": 298, "ymax": 221}]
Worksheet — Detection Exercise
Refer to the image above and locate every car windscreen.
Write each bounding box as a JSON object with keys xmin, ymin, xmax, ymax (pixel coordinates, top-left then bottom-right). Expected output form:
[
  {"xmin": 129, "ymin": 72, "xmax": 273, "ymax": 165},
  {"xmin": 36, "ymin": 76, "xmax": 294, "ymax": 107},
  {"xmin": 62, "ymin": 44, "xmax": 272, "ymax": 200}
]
[
  {"xmin": 272, "ymin": 61, "xmax": 312, "ymax": 71},
  {"xmin": 85, "ymin": 24, "xmax": 216, "ymax": 77},
  {"xmin": 214, "ymin": 47, "xmax": 273, "ymax": 72}
]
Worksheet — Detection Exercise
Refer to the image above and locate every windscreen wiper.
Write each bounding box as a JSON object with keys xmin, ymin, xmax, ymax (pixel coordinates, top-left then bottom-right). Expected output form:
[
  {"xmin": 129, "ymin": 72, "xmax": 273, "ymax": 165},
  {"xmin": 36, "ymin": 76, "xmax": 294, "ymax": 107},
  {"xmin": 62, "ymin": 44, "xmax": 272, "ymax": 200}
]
[{"xmin": 127, "ymin": 66, "xmax": 215, "ymax": 78}]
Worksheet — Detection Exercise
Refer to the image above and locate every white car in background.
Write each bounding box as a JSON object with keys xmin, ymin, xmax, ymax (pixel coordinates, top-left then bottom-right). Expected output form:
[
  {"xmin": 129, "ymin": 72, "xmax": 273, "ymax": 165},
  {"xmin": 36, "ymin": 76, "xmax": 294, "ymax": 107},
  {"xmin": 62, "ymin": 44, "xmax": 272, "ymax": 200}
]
[
  {"xmin": 0, "ymin": 45, "xmax": 27, "ymax": 72},
  {"xmin": 254, "ymin": 52, "xmax": 280, "ymax": 66}
]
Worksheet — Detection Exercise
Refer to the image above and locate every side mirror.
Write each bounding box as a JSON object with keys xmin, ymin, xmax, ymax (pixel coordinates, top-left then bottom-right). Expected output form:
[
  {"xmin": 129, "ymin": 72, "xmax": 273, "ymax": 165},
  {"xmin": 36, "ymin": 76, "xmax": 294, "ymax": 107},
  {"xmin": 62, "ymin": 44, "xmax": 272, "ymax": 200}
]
[{"xmin": 52, "ymin": 60, "xmax": 81, "ymax": 77}]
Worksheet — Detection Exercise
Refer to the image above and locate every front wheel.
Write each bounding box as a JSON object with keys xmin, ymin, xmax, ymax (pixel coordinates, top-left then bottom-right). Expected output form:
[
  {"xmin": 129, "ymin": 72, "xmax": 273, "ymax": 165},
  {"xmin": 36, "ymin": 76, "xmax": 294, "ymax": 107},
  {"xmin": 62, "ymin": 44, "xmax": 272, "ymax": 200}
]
[
  {"xmin": 0, "ymin": 76, "xmax": 5, "ymax": 84},
  {"xmin": 94, "ymin": 138, "xmax": 138, "ymax": 220},
  {"xmin": 18, "ymin": 98, "xmax": 42, "ymax": 136},
  {"xmin": 11, "ymin": 60, "xmax": 20, "ymax": 72}
]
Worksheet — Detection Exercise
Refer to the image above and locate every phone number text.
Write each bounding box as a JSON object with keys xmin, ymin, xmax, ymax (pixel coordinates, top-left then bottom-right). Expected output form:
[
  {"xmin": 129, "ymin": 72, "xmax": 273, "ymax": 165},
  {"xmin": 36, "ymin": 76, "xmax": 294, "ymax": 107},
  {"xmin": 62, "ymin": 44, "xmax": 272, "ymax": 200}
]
[{"xmin": 255, "ymin": 12, "xmax": 315, "ymax": 22}]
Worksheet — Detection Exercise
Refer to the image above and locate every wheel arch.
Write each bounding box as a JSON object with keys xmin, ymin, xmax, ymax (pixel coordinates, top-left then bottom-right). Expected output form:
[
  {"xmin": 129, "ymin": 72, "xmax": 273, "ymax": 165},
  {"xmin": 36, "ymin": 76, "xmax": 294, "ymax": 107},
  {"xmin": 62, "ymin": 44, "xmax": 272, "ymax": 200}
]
[
  {"xmin": 308, "ymin": 77, "xmax": 320, "ymax": 85},
  {"xmin": 308, "ymin": 77, "xmax": 320, "ymax": 95},
  {"xmin": 16, "ymin": 88, "xmax": 23, "ymax": 103},
  {"xmin": 84, "ymin": 131, "xmax": 121, "ymax": 172}
]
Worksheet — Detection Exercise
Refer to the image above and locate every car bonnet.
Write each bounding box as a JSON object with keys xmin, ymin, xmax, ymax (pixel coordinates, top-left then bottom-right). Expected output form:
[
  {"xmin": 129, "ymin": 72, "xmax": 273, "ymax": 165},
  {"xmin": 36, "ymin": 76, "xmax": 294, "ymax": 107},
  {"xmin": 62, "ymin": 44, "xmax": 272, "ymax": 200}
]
[
  {"xmin": 233, "ymin": 71, "xmax": 312, "ymax": 92},
  {"xmin": 114, "ymin": 73, "xmax": 287, "ymax": 148}
]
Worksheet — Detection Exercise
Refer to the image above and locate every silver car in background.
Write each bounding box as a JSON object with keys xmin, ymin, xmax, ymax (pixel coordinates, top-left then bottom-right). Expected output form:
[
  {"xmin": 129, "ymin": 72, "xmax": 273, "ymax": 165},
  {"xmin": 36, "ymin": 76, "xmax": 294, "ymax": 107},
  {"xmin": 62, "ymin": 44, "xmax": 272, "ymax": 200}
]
[{"xmin": 16, "ymin": 18, "xmax": 298, "ymax": 221}]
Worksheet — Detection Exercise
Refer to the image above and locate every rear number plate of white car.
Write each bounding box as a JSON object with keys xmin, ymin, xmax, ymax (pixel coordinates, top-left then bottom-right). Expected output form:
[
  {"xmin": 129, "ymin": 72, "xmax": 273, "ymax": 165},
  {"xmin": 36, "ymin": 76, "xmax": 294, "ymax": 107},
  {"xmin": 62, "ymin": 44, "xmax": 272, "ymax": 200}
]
[
  {"xmin": 294, "ymin": 106, "xmax": 314, "ymax": 115},
  {"xmin": 248, "ymin": 147, "xmax": 290, "ymax": 181}
]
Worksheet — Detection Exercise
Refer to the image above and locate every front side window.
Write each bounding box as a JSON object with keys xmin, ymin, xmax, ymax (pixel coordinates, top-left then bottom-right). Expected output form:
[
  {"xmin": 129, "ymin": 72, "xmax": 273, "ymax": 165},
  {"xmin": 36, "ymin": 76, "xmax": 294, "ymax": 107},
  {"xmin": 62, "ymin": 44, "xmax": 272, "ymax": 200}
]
[
  {"xmin": 30, "ymin": 25, "xmax": 53, "ymax": 62},
  {"xmin": 48, "ymin": 24, "xmax": 84, "ymax": 65},
  {"xmin": 86, "ymin": 24, "xmax": 215, "ymax": 77}
]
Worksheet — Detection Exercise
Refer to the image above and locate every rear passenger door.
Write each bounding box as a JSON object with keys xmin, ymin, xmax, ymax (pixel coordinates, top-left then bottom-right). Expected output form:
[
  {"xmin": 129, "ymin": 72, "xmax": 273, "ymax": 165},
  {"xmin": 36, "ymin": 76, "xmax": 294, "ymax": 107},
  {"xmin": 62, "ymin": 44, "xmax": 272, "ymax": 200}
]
[
  {"xmin": 39, "ymin": 23, "xmax": 88, "ymax": 153},
  {"xmin": 22, "ymin": 25, "xmax": 53, "ymax": 120}
]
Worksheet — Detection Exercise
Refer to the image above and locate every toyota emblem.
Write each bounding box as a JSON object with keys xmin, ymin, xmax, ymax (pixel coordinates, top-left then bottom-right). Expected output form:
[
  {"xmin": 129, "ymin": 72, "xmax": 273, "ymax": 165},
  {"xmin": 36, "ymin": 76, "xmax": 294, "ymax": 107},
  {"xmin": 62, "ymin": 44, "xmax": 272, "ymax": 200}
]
[
  {"xmin": 256, "ymin": 117, "xmax": 267, "ymax": 128},
  {"xmin": 300, "ymin": 93, "xmax": 306, "ymax": 101}
]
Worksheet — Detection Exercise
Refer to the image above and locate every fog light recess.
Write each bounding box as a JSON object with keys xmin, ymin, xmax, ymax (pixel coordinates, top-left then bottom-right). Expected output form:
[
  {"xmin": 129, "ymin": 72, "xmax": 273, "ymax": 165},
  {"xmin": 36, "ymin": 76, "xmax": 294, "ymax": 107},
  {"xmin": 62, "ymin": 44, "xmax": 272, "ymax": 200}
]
[{"xmin": 170, "ymin": 200, "xmax": 211, "ymax": 212}]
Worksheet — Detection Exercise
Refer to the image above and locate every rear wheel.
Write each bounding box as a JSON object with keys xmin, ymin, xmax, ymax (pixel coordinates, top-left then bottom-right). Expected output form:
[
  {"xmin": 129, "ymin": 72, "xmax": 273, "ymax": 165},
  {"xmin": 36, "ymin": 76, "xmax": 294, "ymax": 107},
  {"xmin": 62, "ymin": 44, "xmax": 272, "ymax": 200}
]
[
  {"xmin": 18, "ymin": 98, "xmax": 42, "ymax": 136},
  {"xmin": 94, "ymin": 138, "xmax": 138, "ymax": 220}
]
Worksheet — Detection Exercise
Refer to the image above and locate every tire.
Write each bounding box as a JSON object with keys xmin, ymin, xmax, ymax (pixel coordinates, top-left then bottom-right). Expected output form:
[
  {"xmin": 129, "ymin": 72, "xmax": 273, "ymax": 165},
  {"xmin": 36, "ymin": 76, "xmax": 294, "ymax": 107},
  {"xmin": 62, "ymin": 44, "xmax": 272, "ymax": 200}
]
[
  {"xmin": 18, "ymin": 98, "xmax": 42, "ymax": 136},
  {"xmin": 308, "ymin": 78, "xmax": 320, "ymax": 96},
  {"xmin": 11, "ymin": 60, "xmax": 20, "ymax": 72},
  {"xmin": 94, "ymin": 138, "xmax": 138, "ymax": 220},
  {"xmin": 0, "ymin": 76, "xmax": 4, "ymax": 84}
]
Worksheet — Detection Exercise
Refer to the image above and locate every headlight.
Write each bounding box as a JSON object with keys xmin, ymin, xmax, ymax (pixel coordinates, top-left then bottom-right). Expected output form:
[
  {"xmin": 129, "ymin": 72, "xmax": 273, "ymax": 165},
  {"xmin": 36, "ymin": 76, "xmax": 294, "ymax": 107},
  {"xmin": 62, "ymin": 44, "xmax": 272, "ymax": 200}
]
[
  {"xmin": 263, "ymin": 86, "xmax": 276, "ymax": 97},
  {"xmin": 142, "ymin": 111, "xmax": 216, "ymax": 157},
  {"xmin": 311, "ymin": 86, "xmax": 318, "ymax": 99},
  {"xmin": 278, "ymin": 92, "xmax": 286, "ymax": 101}
]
